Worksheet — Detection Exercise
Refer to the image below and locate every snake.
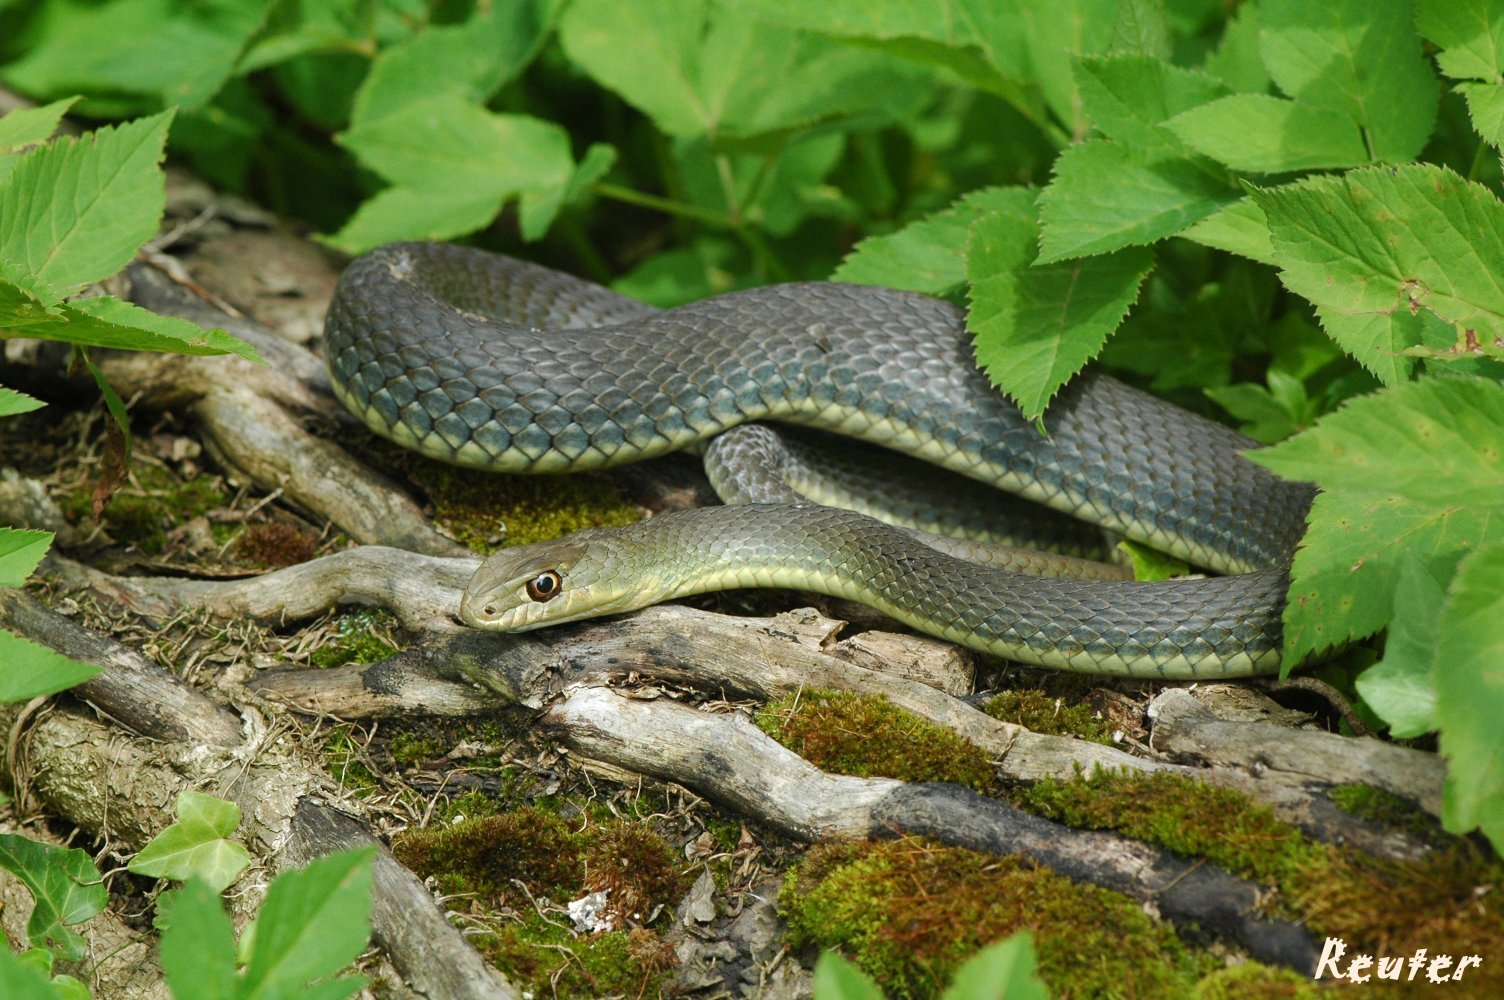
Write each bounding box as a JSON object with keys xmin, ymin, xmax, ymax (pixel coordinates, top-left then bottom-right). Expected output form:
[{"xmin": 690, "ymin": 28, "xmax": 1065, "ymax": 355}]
[{"xmin": 323, "ymin": 242, "xmax": 1313, "ymax": 678}]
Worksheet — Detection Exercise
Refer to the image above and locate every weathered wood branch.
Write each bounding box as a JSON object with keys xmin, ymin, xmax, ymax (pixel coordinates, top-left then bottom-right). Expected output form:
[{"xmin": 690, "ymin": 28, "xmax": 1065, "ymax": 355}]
[{"xmin": 545, "ymin": 687, "xmax": 1320, "ymax": 972}]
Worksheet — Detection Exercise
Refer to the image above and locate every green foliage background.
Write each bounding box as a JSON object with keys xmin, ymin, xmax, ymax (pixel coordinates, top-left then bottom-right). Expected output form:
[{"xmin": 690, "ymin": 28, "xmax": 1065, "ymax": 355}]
[{"xmin": 2, "ymin": 0, "xmax": 1503, "ymax": 850}]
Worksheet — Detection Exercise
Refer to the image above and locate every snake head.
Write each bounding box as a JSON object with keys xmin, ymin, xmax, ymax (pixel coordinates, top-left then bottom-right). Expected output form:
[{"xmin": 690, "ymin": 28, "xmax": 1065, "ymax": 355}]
[{"xmin": 459, "ymin": 531, "xmax": 667, "ymax": 631}]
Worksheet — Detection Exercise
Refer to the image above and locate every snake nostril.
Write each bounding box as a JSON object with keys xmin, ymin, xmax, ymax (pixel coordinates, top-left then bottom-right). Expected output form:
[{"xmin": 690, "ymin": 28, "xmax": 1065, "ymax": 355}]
[{"xmin": 484, "ymin": 605, "xmax": 496, "ymax": 616}]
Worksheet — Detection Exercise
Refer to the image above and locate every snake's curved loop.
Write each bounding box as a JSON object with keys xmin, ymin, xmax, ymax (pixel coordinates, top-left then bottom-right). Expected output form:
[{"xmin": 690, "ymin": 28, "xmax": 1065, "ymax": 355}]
[{"xmin": 324, "ymin": 242, "xmax": 1313, "ymax": 677}]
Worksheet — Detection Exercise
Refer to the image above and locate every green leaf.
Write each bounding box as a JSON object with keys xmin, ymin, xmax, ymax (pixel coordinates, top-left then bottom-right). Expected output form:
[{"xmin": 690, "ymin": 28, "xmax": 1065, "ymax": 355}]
[
  {"xmin": 0, "ymin": 947, "xmax": 55, "ymax": 1000},
  {"xmin": 0, "ymin": 631, "xmax": 101, "ymax": 704},
  {"xmin": 518, "ymin": 142, "xmax": 617, "ymax": 242},
  {"xmin": 1073, "ymin": 54, "xmax": 1228, "ymax": 155},
  {"xmin": 324, "ymin": 187, "xmax": 504, "ymax": 254},
  {"xmin": 812, "ymin": 950, "xmax": 884, "ymax": 1000},
  {"xmin": 1201, "ymin": 2, "xmax": 1269, "ymax": 94},
  {"xmin": 1253, "ymin": 165, "xmax": 1504, "ymax": 385},
  {"xmin": 1117, "ymin": 539, "xmax": 1190, "ymax": 581},
  {"xmin": 0, "ymin": 834, "xmax": 107, "ymax": 962},
  {"xmin": 1460, "ymin": 82, "xmax": 1504, "ymax": 147},
  {"xmin": 0, "ymin": 288, "xmax": 261, "ymax": 362},
  {"xmin": 1259, "ymin": 0, "xmax": 1439, "ymax": 163},
  {"xmin": 0, "ymin": 98, "xmax": 79, "ymax": 153},
  {"xmin": 0, "ymin": 527, "xmax": 53, "ymax": 586},
  {"xmin": 1165, "ymin": 95, "xmax": 1369, "ymax": 173},
  {"xmin": 1037, "ymin": 140, "xmax": 1235, "ymax": 261},
  {"xmin": 1179, "ymin": 197, "xmax": 1275, "ymax": 265},
  {"xmin": 333, "ymin": 96, "xmax": 573, "ymax": 252},
  {"xmin": 350, "ymin": 0, "xmax": 560, "ymax": 128},
  {"xmin": 942, "ymin": 933, "xmax": 1049, "ymax": 1000},
  {"xmin": 558, "ymin": 0, "xmax": 930, "ymax": 140},
  {"xmin": 968, "ymin": 208, "xmax": 1153, "ymax": 419},
  {"xmin": 239, "ymin": 848, "xmax": 375, "ymax": 997},
  {"xmin": 129, "ymin": 791, "xmax": 251, "ymax": 893},
  {"xmin": 834, "ymin": 187, "xmax": 1032, "ymax": 294},
  {"xmin": 1416, "ymin": 0, "xmax": 1504, "ymax": 83},
  {"xmin": 156, "ymin": 879, "xmax": 239, "ymax": 1000},
  {"xmin": 1204, "ymin": 369, "xmax": 1315, "ymax": 444},
  {"xmin": 1355, "ymin": 561, "xmax": 1446, "ymax": 738},
  {"xmin": 1250, "ymin": 376, "xmax": 1504, "ymax": 664},
  {"xmin": 1437, "ymin": 543, "xmax": 1504, "ymax": 852},
  {"xmin": 0, "ymin": 386, "xmax": 44, "ymax": 416},
  {"xmin": 0, "ymin": 110, "xmax": 174, "ymax": 297},
  {"xmin": 0, "ymin": 0, "xmax": 268, "ymax": 110}
]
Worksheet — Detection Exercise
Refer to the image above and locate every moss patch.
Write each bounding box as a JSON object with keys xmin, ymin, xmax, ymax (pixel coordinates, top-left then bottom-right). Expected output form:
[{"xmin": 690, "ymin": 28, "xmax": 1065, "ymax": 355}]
[
  {"xmin": 61, "ymin": 461, "xmax": 228, "ymax": 556},
  {"xmin": 781, "ymin": 838, "xmax": 1205, "ymax": 998},
  {"xmin": 308, "ymin": 609, "xmax": 401, "ymax": 669},
  {"xmin": 1191, "ymin": 962, "xmax": 1320, "ymax": 998},
  {"xmin": 369, "ymin": 440, "xmax": 642, "ymax": 553},
  {"xmin": 982, "ymin": 688, "xmax": 1113, "ymax": 742},
  {"xmin": 393, "ymin": 806, "xmax": 691, "ymax": 925},
  {"xmin": 756, "ymin": 690, "xmax": 997, "ymax": 792},
  {"xmin": 1014, "ymin": 768, "xmax": 1315, "ymax": 884}
]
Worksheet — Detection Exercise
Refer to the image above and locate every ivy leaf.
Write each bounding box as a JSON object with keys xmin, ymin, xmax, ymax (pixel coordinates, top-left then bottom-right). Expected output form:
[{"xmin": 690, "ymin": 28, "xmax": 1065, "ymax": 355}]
[
  {"xmin": 1437, "ymin": 543, "xmax": 1504, "ymax": 852},
  {"xmin": 1250, "ymin": 376, "xmax": 1504, "ymax": 665},
  {"xmin": 812, "ymin": 951, "xmax": 884, "ymax": 1000},
  {"xmin": 967, "ymin": 204, "xmax": 1153, "ymax": 419},
  {"xmin": 0, "ymin": 834, "xmax": 107, "ymax": 962},
  {"xmin": 238, "ymin": 849, "xmax": 374, "ymax": 998},
  {"xmin": 834, "ymin": 186, "xmax": 1033, "ymax": 294},
  {"xmin": 0, "ymin": 110, "xmax": 174, "ymax": 297},
  {"xmin": 1037, "ymin": 140, "xmax": 1235, "ymax": 261},
  {"xmin": 1258, "ymin": 0, "xmax": 1439, "ymax": 164},
  {"xmin": 1165, "ymin": 95, "xmax": 1369, "ymax": 173},
  {"xmin": 1254, "ymin": 165, "xmax": 1504, "ymax": 384},
  {"xmin": 129, "ymin": 790, "xmax": 251, "ymax": 893},
  {"xmin": 942, "ymin": 933, "xmax": 1049, "ymax": 1000},
  {"xmin": 1355, "ymin": 561, "xmax": 1446, "ymax": 739},
  {"xmin": 156, "ymin": 879, "xmax": 239, "ymax": 1000}
]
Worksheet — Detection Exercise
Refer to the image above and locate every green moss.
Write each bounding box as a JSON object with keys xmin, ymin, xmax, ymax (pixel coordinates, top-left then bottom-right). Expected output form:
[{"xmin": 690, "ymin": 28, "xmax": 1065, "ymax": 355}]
[
  {"xmin": 62, "ymin": 462, "xmax": 228, "ymax": 556},
  {"xmin": 393, "ymin": 806, "xmax": 691, "ymax": 922},
  {"xmin": 394, "ymin": 806, "xmax": 583, "ymax": 903},
  {"xmin": 480, "ymin": 921, "xmax": 677, "ymax": 998},
  {"xmin": 781, "ymin": 839, "xmax": 1203, "ymax": 998},
  {"xmin": 982, "ymin": 689, "xmax": 1113, "ymax": 742},
  {"xmin": 756, "ymin": 690, "xmax": 997, "ymax": 792},
  {"xmin": 388, "ymin": 731, "xmax": 444, "ymax": 767},
  {"xmin": 1285, "ymin": 846, "xmax": 1504, "ymax": 994},
  {"xmin": 324, "ymin": 726, "xmax": 381, "ymax": 795},
  {"xmin": 1191, "ymin": 962, "xmax": 1321, "ymax": 999},
  {"xmin": 1326, "ymin": 783, "xmax": 1439, "ymax": 839},
  {"xmin": 308, "ymin": 609, "xmax": 400, "ymax": 669},
  {"xmin": 1015, "ymin": 768, "xmax": 1316, "ymax": 884},
  {"xmin": 374, "ymin": 443, "xmax": 641, "ymax": 553}
]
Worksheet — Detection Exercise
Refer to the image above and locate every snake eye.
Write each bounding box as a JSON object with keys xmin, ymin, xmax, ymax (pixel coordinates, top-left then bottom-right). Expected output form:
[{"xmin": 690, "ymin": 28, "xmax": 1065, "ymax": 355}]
[{"xmin": 525, "ymin": 570, "xmax": 563, "ymax": 602}]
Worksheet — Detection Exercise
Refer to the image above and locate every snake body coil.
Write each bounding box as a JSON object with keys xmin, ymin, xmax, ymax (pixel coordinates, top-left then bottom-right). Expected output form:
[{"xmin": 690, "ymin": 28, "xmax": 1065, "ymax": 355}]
[{"xmin": 325, "ymin": 242, "xmax": 1313, "ymax": 677}]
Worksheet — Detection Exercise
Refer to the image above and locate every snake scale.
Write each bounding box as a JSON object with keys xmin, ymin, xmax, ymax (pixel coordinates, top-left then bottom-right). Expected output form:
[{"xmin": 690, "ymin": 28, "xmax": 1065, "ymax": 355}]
[{"xmin": 324, "ymin": 242, "xmax": 1313, "ymax": 677}]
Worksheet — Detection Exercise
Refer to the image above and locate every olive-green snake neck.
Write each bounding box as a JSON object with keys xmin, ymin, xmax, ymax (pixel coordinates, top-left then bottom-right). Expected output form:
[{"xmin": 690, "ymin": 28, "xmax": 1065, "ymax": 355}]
[{"xmin": 325, "ymin": 242, "xmax": 1313, "ymax": 677}]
